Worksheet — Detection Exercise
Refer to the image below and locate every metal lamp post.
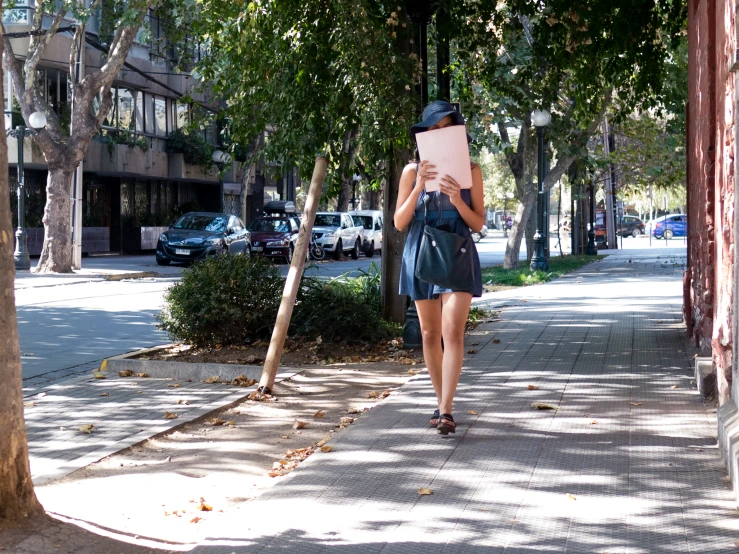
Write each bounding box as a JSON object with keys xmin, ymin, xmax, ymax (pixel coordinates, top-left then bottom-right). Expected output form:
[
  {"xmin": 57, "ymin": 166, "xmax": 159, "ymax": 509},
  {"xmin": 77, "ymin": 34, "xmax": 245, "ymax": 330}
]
[
  {"xmin": 504, "ymin": 191, "xmax": 513, "ymax": 237},
  {"xmin": 9, "ymin": 111, "xmax": 47, "ymax": 270},
  {"xmin": 212, "ymin": 149, "xmax": 231, "ymax": 213},
  {"xmin": 530, "ymin": 109, "xmax": 550, "ymax": 272},
  {"xmin": 586, "ymin": 178, "xmax": 597, "ymax": 255}
]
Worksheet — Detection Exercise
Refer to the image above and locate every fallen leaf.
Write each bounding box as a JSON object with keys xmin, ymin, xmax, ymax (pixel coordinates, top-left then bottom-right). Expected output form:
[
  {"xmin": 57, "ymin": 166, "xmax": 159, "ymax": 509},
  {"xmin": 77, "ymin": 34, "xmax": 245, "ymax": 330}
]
[
  {"xmin": 531, "ymin": 402, "xmax": 560, "ymax": 411},
  {"xmin": 367, "ymin": 391, "xmax": 380, "ymax": 398},
  {"xmin": 671, "ymin": 385, "xmax": 679, "ymax": 389},
  {"xmin": 381, "ymin": 389, "xmax": 392, "ymax": 398},
  {"xmin": 136, "ymin": 390, "xmax": 143, "ymax": 394},
  {"xmin": 314, "ymin": 410, "xmax": 327, "ymax": 418},
  {"xmin": 658, "ymin": 320, "xmax": 663, "ymax": 323},
  {"xmin": 566, "ymin": 493, "xmax": 577, "ymax": 500},
  {"xmin": 118, "ymin": 370, "xmax": 133, "ymax": 377},
  {"xmin": 471, "ymin": 342, "xmax": 480, "ymax": 346},
  {"xmin": 209, "ymin": 418, "xmax": 226, "ymax": 426},
  {"xmin": 630, "ymin": 402, "xmax": 643, "ymax": 406},
  {"xmin": 407, "ymin": 369, "xmax": 421, "ymax": 375},
  {"xmin": 204, "ymin": 376, "xmax": 220, "ymax": 384},
  {"xmin": 467, "ymin": 349, "xmax": 478, "ymax": 354},
  {"xmin": 98, "ymin": 392, "xmax": 110, "ymax": 397},
  {"xmin": 347, "ymin": 408, "xmax": 364, "ymax": 414},
  {"xmin": 493, "ymin": 339, "xmax": 501, "ymax": 344},
  {"xmin": 528, "ymin": 385, "xmax": 539, "ymax": 390},
  {"xmin": 315, "ymin": 434, "xmax": 331, "ymax": 448},
  {"xmin": 79, "ymin": 424, "xmax": 95, "ymax": 434},
  {"xmin": 293, "ymin": 420, "xmax": 308, "ymax": 430},
  {"xmin": 167, "ymin": 383, "xmax": 182, "ymax": 388},
  {"xmin": 226, "ymin": 420, "xmax": 235, "ymax": 426},
  {"xmin": 590, "ymin": 420, "xmax": 598, "ymax": 425},
  {"xmin": 231, "ymin": 375, "xmax": 258, "ymax": 387},
  {"xmin": 164, "ymin": 411, "xmax": 178, "ymax": 420},
  {"xmin": 340, "ymin": 417, "xmax": 355, "ymax": 425},
  {"xmin": 93, "ymin": 373, "xmax": 106, "ymax": 379},
  {"xmin": 190, "ymin": 517, "xmax": 202, "ymax": 523},
  {"xmin": 176, "ymin": 399, "xmax": 189, "ymax": 405},
  {"xmin": 320, "ymin": 445, "xmax": 333, "ymax": 452},
  {"xmin": 467, "ymin": 410, "xmax": 479, "ymax": 415},
  {"xmin": 280, "ymin": 435, "xmax": 290, "ymax": 439},
  {"xmin": 197, "ymin": 498, "xmax": 212, "ymax": 512},
  {"xmin": 23, "ymin": 401, "xmax": 35, "ymax": 407},
  {"xmin": 134, "ymin": 373, "xmax": 150, "ymax": 378},
  {"xmin": 418, "ymin": 488, "xmax": 433, "ymax": 496}
]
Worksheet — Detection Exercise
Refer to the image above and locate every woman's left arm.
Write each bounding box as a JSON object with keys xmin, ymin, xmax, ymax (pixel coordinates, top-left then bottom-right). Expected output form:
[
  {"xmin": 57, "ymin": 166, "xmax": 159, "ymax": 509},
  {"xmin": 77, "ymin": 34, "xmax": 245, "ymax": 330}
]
[{"xmin": 438, "ymin": 164, "xmax": 485, "ymax": 232}]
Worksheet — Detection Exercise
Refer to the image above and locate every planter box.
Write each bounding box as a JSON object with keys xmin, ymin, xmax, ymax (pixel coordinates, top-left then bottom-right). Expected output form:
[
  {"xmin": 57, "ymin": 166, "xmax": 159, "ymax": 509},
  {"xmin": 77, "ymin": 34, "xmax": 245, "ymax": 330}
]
[
  {"xmin": 122, "ymin": 226, "xmax": 169, "ymax": 252},
  {"xmin": 25, "ymin": 227, "xmax": 109, "ymax": 256},
  {"xmin": 99, "ymin": 142, "xmax": 168, "ymax": 178},
  {"xmin": 168, "ymin": 152, "xmax": 219, "ymax": 182}
]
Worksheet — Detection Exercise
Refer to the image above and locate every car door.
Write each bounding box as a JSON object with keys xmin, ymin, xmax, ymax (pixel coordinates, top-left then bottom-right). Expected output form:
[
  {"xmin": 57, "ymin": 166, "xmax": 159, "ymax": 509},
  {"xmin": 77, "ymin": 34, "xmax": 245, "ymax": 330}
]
[
  {"xmin": 234, "ymin": 217, "xmax": 249, "ymax": 253},
  {"xmin": 340, "ymin": 214, "xmax": 352, "ymax": 250},
  {"xmin": 673, "ymin": 215, "xmax": 687, "ymax": 236},
  {"xmin": 375, "ymin": 215, "xmax": 383, "ymax": 249}
]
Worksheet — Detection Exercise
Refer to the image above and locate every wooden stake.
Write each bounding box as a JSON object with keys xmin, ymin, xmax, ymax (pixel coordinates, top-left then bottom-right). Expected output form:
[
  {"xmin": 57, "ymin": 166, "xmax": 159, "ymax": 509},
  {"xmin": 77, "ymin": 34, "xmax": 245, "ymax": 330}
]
[{"xmin": 258, "ymin": 156, "xmax": 329, "ymax": 393}]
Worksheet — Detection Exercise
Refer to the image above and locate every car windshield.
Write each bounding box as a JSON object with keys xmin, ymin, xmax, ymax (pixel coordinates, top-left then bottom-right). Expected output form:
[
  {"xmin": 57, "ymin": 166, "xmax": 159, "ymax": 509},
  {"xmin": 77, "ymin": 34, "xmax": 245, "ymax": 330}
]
[
  {"xmin": 172, "ymin": 214, "xmax": 227, "ymax": 232},
  {"xmin": 355, "ymin": 216, "xmax": 373, "ymax": 229},
  {"xmin": 248, "ymin": 219, "xmax": 290, "ymax": 232},
  {"xmin": 315, "ymin": 214, "xmax": 340, "ymax": 227}
]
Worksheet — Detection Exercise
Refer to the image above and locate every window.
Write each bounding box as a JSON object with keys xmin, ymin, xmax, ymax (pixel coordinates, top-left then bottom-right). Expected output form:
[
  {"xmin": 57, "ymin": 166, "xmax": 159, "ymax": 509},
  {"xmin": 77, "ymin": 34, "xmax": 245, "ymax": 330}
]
[
  {"xmin": 290, "ymin": 219, "xmax": 299, "ymax": 232},
  {"xmin": 118, "ymin": 88, "xmax": 135, "ymax": 131},
  {"xmin": 176, "ymin": 102, "xmax": 189, "ymax": 129},
  {"xmin": 145, "ymin": 93, "xmax": 155, "ymax": 134},
  {"xmin": 154, "ymin": 96, "xmax": 167, "ymax": 136},
  {"xmin": 375, "ymin": 218, "xmax": 382, "ymax": 231}
]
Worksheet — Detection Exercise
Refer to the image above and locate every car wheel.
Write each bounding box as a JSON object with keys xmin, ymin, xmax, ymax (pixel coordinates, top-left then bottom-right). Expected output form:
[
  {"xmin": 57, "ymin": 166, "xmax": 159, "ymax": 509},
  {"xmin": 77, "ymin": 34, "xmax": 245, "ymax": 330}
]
[
  {"xmin": 333, "ymin": 239, "xmax": 343, "ymax": 260},
  {"xmin": 156, "ymin": 257, "xmax": 171, "ymax": 266},
  {"xmin": 663, "ymin": 229, "xmax": 674, "ymax": 240},
  {"xmin": 632, "ymin": 228, "xmax": 641, "ymax": 238},
  {"xmin": 366, "ymin": 241, "xmax": 375, "ymax": 258},
  {"xmin": 351, "ymin": 240, "xmax": 360, "ymax": 260}
]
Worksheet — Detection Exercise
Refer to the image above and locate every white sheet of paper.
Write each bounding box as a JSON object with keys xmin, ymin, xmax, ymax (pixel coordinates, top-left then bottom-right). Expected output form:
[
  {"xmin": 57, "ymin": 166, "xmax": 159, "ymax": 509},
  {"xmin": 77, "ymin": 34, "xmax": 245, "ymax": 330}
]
[{"xmin": 415, "ymin": 125, "xmax": 473, "ymax": 193}]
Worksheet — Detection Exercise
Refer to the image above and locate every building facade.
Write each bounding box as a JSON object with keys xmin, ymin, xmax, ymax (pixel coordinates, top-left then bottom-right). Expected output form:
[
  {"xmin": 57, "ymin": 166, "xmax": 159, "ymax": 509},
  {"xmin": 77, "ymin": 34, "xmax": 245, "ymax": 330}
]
[{"xmin": 4, "ymin": 2, "xmax": 296, "ymax": 254}]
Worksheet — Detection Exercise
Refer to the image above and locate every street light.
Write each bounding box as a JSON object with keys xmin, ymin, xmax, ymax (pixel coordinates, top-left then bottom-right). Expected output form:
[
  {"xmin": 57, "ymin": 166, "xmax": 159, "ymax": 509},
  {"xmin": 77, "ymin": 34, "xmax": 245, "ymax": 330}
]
[
  {"xmin": 212, "ymin": 149, "xmax": 231, "ymax": 213},
  {"xmin": 530, "ymin": 109, "xmax": 550, "ymax": 272},
  {"xmin": 586, "ymin": 178, "xmax": 597, "ymax": 255},
  {"xmin": 9, "ymin": 110, "xmax": 47, "ymax": 270},
  {"xmin": 504, "ymin": 191, "xmax": 514, "ymax": 237}
]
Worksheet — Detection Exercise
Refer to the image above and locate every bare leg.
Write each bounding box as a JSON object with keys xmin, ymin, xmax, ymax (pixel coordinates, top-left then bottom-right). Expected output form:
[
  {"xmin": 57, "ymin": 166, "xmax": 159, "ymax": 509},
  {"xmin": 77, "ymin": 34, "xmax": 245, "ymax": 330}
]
[
  {"xmin": 438, "ymin": 292, "xmax": 473, "ymax": 415},
  {"xmin": 415, "ymin": 298, "xmax": 443, "ymax": 405}
]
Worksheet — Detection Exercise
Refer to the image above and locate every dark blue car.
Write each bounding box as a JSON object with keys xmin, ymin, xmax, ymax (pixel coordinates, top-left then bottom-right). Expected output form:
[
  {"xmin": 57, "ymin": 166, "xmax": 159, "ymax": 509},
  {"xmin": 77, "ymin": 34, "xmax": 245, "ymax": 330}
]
[
  {"xmin": 156, "ymin": 212, "xmax": 251, "ymax": 265},
  {"xmin": 651, "ymin": 214, "xmax": 687, "ymax": 239}
]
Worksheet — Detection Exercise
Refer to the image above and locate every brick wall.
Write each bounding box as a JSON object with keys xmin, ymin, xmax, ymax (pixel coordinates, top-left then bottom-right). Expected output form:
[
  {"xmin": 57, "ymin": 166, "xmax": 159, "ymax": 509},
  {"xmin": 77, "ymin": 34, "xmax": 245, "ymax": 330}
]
[{"xmin": 687, "ymin": 0, "xmax": 736, "ymax": 404}]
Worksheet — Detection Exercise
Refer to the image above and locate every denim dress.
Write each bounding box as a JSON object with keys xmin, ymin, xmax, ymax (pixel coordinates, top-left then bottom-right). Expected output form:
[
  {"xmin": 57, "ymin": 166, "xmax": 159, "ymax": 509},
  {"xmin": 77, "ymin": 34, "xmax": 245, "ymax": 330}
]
[{"xmin": 399, "ymin": 187, "xmax": 483, "ymax": 301}]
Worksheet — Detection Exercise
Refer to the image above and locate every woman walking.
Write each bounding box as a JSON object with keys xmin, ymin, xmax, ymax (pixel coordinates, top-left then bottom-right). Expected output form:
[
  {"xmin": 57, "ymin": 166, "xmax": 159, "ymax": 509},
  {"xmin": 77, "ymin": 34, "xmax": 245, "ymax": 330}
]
[{"xmin": 394, "ymin": 101, "xmax": 484, "ymax": 435}]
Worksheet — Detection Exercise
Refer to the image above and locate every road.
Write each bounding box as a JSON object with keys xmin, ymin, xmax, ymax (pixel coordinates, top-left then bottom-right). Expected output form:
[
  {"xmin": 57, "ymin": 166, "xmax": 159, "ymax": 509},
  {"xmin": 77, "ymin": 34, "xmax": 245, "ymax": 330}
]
[{"xmin": 15, "ymin": 231, "xmax": 686, "ymax": 390}]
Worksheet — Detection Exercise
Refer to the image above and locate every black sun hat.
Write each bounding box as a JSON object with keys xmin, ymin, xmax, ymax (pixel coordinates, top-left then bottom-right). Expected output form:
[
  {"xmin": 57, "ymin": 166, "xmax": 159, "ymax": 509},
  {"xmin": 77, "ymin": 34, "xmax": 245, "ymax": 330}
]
[{"xmin": 410, "ymin": 100, "xmax": 472, "ymax": 143}]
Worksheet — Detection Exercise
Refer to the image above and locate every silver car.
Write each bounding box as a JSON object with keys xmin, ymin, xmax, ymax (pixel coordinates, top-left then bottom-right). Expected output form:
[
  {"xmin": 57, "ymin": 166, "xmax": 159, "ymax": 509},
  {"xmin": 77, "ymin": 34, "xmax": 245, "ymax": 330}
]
[
  {"xmin": 312, "ymin": 212, "xmax": 363, "ymax": 260},
  {"xmin": 348, "ymin": 210, "xmax": 383, "ymax": 258}
]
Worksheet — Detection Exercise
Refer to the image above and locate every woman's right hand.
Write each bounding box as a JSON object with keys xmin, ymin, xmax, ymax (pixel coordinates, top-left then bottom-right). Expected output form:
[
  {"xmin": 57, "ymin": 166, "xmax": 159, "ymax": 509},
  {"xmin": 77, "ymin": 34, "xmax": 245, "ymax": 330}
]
[{"xmin": 415, "ymin": 160, "xmax": 437, "ymax": 193}]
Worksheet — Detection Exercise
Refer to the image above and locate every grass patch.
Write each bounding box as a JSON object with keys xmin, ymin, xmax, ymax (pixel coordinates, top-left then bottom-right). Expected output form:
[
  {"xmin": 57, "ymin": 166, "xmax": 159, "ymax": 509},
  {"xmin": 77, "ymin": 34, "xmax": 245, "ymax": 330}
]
[{"xmin": 481, "ymin": 255, "xmax": 605, "ymax": 287}]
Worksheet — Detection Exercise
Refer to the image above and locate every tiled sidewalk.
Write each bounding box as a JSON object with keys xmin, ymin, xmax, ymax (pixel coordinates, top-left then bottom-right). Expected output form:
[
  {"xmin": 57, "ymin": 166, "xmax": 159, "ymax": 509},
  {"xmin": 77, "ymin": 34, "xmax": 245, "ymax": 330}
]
[
  {"xmin": 193, "ymin": 250, "xmax": 739, "ymax": 553},
  {"xmin": 25, "ymin": 373, "xmax": 261, "ymax": 486}
]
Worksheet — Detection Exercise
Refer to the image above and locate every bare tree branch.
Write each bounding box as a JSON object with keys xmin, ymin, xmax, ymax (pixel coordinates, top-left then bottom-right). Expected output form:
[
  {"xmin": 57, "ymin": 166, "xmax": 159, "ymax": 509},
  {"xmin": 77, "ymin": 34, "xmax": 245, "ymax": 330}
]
[{"xmin": 25, "ymin": 3, "xmax": 68, "ymax": 108}]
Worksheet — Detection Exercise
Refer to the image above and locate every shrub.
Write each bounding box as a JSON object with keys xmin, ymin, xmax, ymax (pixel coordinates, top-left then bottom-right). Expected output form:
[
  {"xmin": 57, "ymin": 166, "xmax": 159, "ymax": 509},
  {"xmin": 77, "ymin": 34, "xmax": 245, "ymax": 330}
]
[
  {"xmin": 291, "ymin": 263, "xmax": 401, "ymax": 342},
  {"xmin": 166, "ymin": 128, "xmax": 214, "ymax": 168},
  {"xmin": 157, "ymin": 255, "xmax": 283, "ymax": 347}
]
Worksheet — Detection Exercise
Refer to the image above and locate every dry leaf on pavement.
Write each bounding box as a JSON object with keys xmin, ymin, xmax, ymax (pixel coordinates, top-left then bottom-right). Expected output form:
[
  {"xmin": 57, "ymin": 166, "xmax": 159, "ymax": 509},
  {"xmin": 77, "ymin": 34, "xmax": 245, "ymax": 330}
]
[
  {"xmin": 367, "ymin": 391, "xmax": 380, "ymax": 398},
  {"xmin": 232, "ymin": 375, "xmax": 258, "ymax": 387},
  {"xmin": 566, "ymin": 493, "xmax": 577, "ymax": 500},
  {"xmin": 280, "ymin": 435, "xmax": 290, "ymax": 439},
  {"xmin": 528, "ymin": 385, "xmax": 539, "ymax": 390},
  {"xmin": 119, "ymin": 370, "xmax": 133, "ymax": 377},
  {"xmin": 79, "ymin": 424, "xmax": 95, "ymax": 434},
  {"xmin": 167, "ymin": 383, "xmax": 181, "ymax": 388},
  {"xmin": 531, "ymin": 402, "xmax": 560, "ymax": 411},
  {"xmin": 467, "ymin": 349, "xmax": 478, "ymax": 355},
  {"xmin": 164, "ymin": 411, "xmax": 179, "ymax": 420},
  {"xmin": 134, "ymin": 372, "xmax": 150, "ymax": 378},
  {"xmin": 190, "ymin": 517, "xmax": 202, "ymax": 523},
  {"xmin": 209, "ymin": 418, "xmax": 226, "ymax": 426},
  {"xmin": 320, "ymin": 445, "xmax": 333, "ymax": 452},
  {"xmin": 630, "ymin": 402, "xmax": 643, "ymax": 406},
  {"xmin": 314, "ymin": 410, "xmax": 327, "ymax": 418},
  {"xmin": 347, "ymin": 407, "xmax": 364, "ymax": 414},
  {"xmin": 493, "ymin": 339, "xmax": 501, "ymax": 344},
  {"xmin": 418, "ymin": 488, "xmax": 433, "ymax": 496},
  {"xmin": 408, "ymin": 369, "xmax": 421, "ymax": 375},
  {"xmin": 671, "ymin": 385, "xmax": 679, "ymax": 389},
  {"xmin": 93, "ymin": 373, "xmax": 106, "ymax": 379},
  {"xmin": 340, "ymin": 417, "xmax": 355, "ymax": 426},
  {"xmin": 467, "ymin": 410, "xmax": 478, "ymax": 415},
  {"xmin": 315, "ymin": 434, "xmax": 331, "ymax": 448},
  {"xmin": 98, "ymin": 392, "xmax": 110, "ymax": 397},
  {"xmin": 23, "ymin": 401, "xmax": 35, "ymax": 407},
  {"xmin": 176, "ymin": 399, "xmax": 189, "ymax": 405},
  {"xmin": 226, "ymin": 420, "xmax": 235, "ymax": 426},
  {"xmin": 197, "ymin": 498, "xmax": 212, "ymax": 511},
  {"xmin": 590, "ymin": 420, "xmax": 598, "ymax": 425},
  {"xmin": 204, "ymin": 376, "xmax": 220, "ymax": 384},
  {"xmin": 293, "ymin": 420, "xmax": 308, "ymax": 430}
]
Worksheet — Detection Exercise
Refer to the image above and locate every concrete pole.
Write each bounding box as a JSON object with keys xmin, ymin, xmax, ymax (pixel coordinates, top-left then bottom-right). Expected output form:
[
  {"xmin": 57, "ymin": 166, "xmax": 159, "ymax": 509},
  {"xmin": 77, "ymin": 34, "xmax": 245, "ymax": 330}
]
[{"xmin": 258, "ymin": 156, "xmax": 328, "ymax": 394}]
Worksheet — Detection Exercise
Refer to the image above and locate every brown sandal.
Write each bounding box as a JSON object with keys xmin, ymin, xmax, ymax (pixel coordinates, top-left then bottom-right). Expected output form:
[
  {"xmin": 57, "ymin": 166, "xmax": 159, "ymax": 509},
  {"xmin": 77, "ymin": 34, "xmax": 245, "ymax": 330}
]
[{"xmin": 437, "ymin": 413, "xmax": 456, "ymax": 435}]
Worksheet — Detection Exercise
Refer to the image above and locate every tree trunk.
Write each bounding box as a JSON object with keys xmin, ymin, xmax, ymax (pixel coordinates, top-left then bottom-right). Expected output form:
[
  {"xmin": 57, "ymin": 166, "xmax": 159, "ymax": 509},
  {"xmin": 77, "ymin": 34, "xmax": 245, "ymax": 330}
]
[
  {"xmin": 381, "ymin": 148, "xmax": 410, "ymax": 323},
  {"xmin": 503, "ymin": 190, "xmax": 536, "ymax": 268},
  {"xmin": 35, "ymin": 165, "xmax": 75, "ymax": 274},
  {"xmin": 0, "ymin": 21, "xmax": 44, "ymax": 518},
  {"xmin": 525, "ymin": 204, "xmax": 535, "ymax": 261},
  {"xmin": 336, "ymin": 176, "xmax": 352, "ymax": 212}
]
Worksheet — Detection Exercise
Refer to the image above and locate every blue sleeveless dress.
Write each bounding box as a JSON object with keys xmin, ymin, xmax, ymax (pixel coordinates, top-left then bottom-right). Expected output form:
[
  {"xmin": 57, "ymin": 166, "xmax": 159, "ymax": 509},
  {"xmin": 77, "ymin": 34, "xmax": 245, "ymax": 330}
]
[{"xmin": 399, "ymin": 184, "xmax": 483, "ymax": 301}]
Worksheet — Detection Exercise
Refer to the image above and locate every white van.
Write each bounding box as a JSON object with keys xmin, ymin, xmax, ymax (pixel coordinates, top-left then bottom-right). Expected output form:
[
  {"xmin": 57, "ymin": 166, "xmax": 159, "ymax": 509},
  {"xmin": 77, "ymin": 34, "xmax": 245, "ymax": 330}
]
[{"xmin": 348, "ymin": 210, "xmax": 383, "ymax": 258}]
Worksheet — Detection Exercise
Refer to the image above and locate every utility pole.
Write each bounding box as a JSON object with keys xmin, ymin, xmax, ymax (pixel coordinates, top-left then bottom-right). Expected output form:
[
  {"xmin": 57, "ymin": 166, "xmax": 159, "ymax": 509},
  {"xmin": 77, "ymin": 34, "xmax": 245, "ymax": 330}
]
[
  {"xmin": 602, "ymin": 117, "xmax": 617, "ymax": 249},
  {"xmin": 71, "ymin": 34, "xmax": 85, "ymax": 269}
]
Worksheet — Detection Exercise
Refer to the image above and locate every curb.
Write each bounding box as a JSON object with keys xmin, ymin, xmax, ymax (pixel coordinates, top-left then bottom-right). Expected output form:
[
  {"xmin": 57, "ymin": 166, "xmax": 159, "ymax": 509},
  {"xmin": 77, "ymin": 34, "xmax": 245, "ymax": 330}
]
[{"xmin": 104, "ymin": 271, "xmax": 161, "ymax": 281}]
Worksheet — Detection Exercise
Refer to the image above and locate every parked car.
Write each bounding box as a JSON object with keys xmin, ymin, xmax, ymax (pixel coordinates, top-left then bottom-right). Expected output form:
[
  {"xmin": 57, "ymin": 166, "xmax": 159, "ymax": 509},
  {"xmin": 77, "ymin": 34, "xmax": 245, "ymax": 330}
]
[
  {"xmin": 348, "ymin": 210, "xmax": 383, "ymax": 257},
  {"xmin": 313, "ymin": 212, "xmax": 363, "ymax": 260},
  {"xmin": 651, "ymin": 214, "xmax": 688, "ymax": 239},
  {"xmin": 247, "ymin": 215, "xmax": 302, "ymax": 263},
  {"xmin": 618, "ymin": 215, "xmax": 646, "ymax": 237},
  {"xmin": 156, "ymin": 212, "xmax": 250, "ymax": 266}
]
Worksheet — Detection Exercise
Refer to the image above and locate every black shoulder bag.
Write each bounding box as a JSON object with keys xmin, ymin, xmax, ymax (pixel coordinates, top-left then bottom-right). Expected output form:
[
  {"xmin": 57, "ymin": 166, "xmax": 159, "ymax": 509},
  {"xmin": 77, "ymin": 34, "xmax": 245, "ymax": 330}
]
[{"xmin": 414, "ymin": 192, "xmax": 476, "ymax": 291}]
